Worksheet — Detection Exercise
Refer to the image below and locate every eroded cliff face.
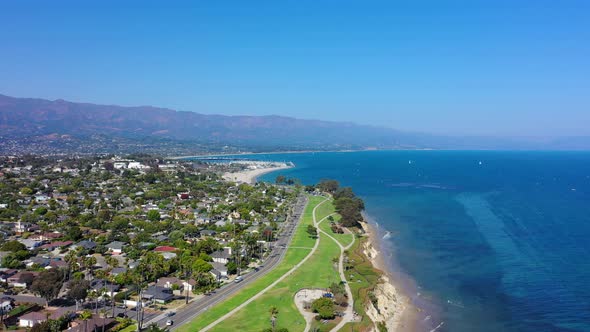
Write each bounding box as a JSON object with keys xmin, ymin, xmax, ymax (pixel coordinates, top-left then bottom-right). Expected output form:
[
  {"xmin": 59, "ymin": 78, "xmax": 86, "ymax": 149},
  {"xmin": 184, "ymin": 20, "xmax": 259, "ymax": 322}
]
[{"xmin": 363, "ymin": 241, "xmax": 406, "ymax": 331}]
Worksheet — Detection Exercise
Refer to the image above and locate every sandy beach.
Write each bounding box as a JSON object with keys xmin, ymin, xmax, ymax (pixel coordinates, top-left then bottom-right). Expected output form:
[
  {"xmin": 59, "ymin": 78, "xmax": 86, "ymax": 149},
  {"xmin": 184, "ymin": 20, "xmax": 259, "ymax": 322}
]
[
  {"xmin": 361, "ymin": 220, "xmax": 420, "ymax": 332},
  {"xmin": 222, "ymin": 162, "xmax": 292, "ymax": 184}
]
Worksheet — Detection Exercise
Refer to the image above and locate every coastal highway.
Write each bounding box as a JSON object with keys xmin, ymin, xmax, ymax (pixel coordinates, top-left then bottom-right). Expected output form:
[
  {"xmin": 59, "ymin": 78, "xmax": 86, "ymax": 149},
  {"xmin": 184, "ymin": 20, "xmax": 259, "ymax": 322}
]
[{"xmin": 162, "ymin": 194, "xmax": 309, "ymax": 330}]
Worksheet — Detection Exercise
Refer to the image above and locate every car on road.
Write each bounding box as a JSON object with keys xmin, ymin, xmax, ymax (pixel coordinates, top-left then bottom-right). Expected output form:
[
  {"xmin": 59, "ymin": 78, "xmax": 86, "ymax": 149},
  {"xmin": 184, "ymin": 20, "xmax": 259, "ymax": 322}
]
[
  {"xmin": 167, "ymin": 311, "xmax": 175, "ymax": 317},
  {"xmin": 234, "ymin": 276, "xmax": 243, "ymax": 283},
  {"xmin": 117, "ymin": 313, "xmax": 127, "ymax": 318},
  {"xmin": 166, "ymin": 320, "xmax": 174, "ymax": 326}
]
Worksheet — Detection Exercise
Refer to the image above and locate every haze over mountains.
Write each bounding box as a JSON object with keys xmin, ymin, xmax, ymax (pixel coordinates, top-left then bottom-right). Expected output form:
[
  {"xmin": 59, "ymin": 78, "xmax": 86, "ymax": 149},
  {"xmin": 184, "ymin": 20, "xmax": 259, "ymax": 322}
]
[{"xmin": 0, "ymin": 94, "xmax": 588, "ymax": 155}]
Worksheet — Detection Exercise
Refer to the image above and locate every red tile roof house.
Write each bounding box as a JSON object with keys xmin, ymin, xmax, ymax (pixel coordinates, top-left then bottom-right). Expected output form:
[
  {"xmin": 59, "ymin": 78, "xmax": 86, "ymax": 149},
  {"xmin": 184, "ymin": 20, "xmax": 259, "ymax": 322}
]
[
  {"xmin": 29, "ymin": 232, "xmax": 63, "ymax": 241},
  {"xmin": 153, "ymin": 246, "xmax": 177, "ymax": 252},
  {"xmin": 39, "ymin": 241, "xmax": 73, "ymax": 251}
]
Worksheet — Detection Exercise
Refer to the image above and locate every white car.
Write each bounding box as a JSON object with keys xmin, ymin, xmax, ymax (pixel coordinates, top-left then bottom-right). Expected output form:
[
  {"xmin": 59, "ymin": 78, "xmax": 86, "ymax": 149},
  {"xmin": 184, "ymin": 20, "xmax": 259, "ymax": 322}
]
[
  {"xmin": 166, "ymin": 320, "xmax": 173, "ymax": 326},
  {"xmin": 234, "ymin": 276, "xmax": 243, "ymax": 283}
]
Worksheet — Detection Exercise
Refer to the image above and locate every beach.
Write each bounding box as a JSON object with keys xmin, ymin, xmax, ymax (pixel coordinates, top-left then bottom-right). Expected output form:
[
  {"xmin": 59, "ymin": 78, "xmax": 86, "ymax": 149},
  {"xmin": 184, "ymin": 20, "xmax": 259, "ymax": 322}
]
[
  {"xmin": 360, "ymin": 220, "xmax": 420, "ymax": 332},
  {"xmin": 222, "ymin": 162, "xmax": 292, "ymax": 184}
]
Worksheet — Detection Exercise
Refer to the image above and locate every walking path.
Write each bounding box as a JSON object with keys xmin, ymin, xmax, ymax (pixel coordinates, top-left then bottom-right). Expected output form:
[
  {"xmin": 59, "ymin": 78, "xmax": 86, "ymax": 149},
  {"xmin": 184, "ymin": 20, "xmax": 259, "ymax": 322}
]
[
  {"xmin": 316, "ymin": 213, "xmax": 357, "ymax": 331},
  {"xmin": 200, "ymin": 197, "xmax": 330, "ymax": 332}
]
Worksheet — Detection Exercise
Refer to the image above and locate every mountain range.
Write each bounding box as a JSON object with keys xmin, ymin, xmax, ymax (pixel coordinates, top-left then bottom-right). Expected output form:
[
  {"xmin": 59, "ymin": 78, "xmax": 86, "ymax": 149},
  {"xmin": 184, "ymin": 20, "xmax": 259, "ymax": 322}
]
[{"xmin": 1, "ymin": 94, "xmax": 588, "ymax": 154}]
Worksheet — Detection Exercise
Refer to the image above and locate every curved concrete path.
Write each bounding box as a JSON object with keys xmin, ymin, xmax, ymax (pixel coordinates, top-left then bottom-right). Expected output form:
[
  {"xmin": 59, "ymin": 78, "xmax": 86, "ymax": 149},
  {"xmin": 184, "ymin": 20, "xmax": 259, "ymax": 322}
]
[
  {"xmin": 316, "ymin": 214, "xmax": 357, "ymax": 331},
  {"xmin": 201, "ymin": 197, "xmax": 330, "ymax": 332}
]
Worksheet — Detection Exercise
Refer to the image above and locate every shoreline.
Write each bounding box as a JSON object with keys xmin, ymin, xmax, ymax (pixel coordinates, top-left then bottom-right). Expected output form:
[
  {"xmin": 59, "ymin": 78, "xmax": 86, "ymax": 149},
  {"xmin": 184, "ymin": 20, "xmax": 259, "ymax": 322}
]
[
  {"xmin": 222, "ymin": 163, "xmax": 292, "ymax": 184},
  {"xmin": 168, "ymin": 149, "xmax": 373, "ymax": 160},
  {"xmin": 167, "ymin": 148, "xmax": 438, "ymax": 160},
  {"xmin": 360, "ymin": 218, "xmax": 421, "ymax": 332}
]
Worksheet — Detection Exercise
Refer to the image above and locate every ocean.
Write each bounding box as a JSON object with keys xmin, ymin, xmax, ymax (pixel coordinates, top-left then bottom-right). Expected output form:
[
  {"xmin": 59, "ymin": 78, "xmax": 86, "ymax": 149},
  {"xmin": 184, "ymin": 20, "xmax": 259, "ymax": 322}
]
[{"xmin": 236, "ymin": 150, "xmax": 590, "ymax": 332}]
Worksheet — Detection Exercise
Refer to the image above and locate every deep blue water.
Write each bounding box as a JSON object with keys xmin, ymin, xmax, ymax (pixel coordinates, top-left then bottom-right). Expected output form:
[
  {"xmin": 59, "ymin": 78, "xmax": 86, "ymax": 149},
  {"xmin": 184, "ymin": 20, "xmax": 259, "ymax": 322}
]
[{"xmin": 244, "ymin": 150, "xmax": 590, "ymax": 332}]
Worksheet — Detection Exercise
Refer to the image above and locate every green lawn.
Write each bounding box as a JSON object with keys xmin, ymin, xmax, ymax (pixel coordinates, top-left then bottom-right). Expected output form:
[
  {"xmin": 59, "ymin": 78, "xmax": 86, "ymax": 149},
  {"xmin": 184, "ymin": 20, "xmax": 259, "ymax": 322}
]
[
  {"xmin": 118, "ymin": 324, "xmax": 138, "ymax": 332},
  {"xmin": 206, "ymin": 197, "xmax": 342, "ymax": 332},
  {"xmin": 208, "ymin": 231, "xmax": 342, "ymax": 332},
  {"xmin": 317, "ymin": 213, "xmax": 354, "ymax": 248},
  {"xmin": 314, "ymin": 197, "xmax": 335, "ymax": 221},
  {"xmin": 177, "ymin": 195, "xmax": 327, "ymax": 332}
]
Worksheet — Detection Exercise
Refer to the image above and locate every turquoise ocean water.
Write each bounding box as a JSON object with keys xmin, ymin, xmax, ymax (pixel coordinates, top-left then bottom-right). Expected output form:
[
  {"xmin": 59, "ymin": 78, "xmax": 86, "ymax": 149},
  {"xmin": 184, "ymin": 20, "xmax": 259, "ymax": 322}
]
[{"xmin": 240, "ymin": 150, "xmax": 590, "ymax": 332}]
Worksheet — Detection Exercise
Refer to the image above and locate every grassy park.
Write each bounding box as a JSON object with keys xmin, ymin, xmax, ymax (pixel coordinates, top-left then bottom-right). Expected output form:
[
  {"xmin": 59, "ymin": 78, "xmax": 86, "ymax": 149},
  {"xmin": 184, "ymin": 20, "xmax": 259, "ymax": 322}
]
[
  {"xmin": 177, "ymin": 195, "xmax": 328, "ymax": 332},
  {"xmin": 208, "ymin": 201, "xmax": 341, "ymax": 332},
  {"xmin": 317, "ymin": 212, "xmax": 354, "ymax": 248}
]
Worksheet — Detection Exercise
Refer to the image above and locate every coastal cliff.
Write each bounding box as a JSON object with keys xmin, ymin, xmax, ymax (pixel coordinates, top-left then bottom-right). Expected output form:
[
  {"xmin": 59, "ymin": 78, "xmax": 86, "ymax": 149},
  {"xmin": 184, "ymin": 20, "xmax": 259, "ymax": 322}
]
[{"xmin": 361, "ymin": 225, "xmax": 408, "ymax": 331}]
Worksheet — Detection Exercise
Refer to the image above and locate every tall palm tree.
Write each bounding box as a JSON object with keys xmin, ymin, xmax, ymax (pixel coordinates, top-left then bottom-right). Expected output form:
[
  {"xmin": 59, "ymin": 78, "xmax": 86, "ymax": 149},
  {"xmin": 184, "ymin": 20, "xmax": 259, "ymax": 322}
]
[
  {"xmin": 269, "ymin": 306, "xmax": 279, "ymax": 332},
  {"xmin": 99, "ymin": 308, "xmax": 108, "ymax": 332},
  {"xmin": 80, "ymin": 310, "xmax": 92, "ymax": 332}
]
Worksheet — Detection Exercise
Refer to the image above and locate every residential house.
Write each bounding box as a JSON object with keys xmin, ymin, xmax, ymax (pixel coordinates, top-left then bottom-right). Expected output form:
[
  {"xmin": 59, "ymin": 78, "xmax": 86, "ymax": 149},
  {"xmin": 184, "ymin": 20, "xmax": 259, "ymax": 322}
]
[
  {"xmin": 156, "ymin": 277, "xmax": 183, "ymax": 290},
  {"xmin": 90, "ymin": 279, "xmax": 120, "ymax": 297},
  {"xmin": 39, "ymin": 241, "xmax": 73, "ymax": 251},
  {"xmin": 110, "ymin": 267, "xmax": 127, "ymax": 276},
  {"xmin": 200, "ymin": 230, "xmax": 216, "ymax": 237},
  {"xmin": 211, "ymin": 262, "xmax": 228, "ymax": 278},
  {"xmin": 30, "ymin": 232, "xmax": 62, "ymax": 241},
  {"xmin": 154, "ymin": 235, "xmax": 169, "ymax": 242},
  {"xmin": 25, "ymin": 256, "xmax": 50, "ymax": 268},
  {"xmin": 211, "ymin": 248, "xmax": 232, "ymax": 264},
  {"xmin": 19, "ymin": 311, "xmax": 46, "ymax": 327},
  {"xmin": 0, "ymin": 269, "xmax": 18, "ymax": 283},
  {"xmin": 141, "ymin": 286, "xmax": 174, "ymax": 303},
  {"xmin": 182, "ymin": 279, "xmax": 196, "ymax": 293},
  {"xmin": 73, "ymin": 240, "xmax": 97, "ymax": 251},
  {"xmin": 154, "ymin": 246, "xmax": 177, "ymax": 253},
  {"xmin": 18, "ymin": 239, "xmax": 42, "ymax": 250},
  {"xmin": 106, "ymin": 241, "xmax": 126, "ymax": 255},
  {"xmin": 69, "ymin": 317, "xmax": 115, "ymax": 332}
]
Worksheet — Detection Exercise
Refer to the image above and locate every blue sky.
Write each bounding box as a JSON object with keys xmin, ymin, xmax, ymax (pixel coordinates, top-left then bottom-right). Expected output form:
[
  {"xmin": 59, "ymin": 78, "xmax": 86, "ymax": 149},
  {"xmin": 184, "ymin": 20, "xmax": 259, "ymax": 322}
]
[{"xmin": 1, "ymin": 1, "xmax": 589, "ymax": 136}]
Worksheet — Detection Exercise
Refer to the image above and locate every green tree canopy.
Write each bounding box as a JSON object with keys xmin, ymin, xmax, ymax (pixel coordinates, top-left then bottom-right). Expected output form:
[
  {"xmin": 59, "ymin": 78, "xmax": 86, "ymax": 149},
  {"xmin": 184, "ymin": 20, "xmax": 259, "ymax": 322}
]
[{"xmin": 31, "ymin": 269, "xmax": 66, "ymax": 307}]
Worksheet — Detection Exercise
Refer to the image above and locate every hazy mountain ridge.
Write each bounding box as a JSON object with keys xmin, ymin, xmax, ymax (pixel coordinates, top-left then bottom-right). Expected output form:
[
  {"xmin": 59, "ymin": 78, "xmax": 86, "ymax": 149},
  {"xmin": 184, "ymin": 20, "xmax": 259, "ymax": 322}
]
[{"xmin": 1, "ymin": 94, "xmax": 589, "ymax": 154}]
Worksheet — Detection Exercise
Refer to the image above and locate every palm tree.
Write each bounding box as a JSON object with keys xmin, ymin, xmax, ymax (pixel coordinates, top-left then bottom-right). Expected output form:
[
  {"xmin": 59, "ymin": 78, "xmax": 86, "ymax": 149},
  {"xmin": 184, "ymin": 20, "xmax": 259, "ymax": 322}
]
[
  {"xmin": 99, "ymin": 308, "xmax": 108, "ymax": 332},
  {"xmin": 269, "ymin": 306, "xmax": 279, "ymax": 332},
  {"xmin": 64, "ymin": 250, "xmax": 79, "ymax": 280},
  {"xmin": 144, "ymin": 323, "xmax": 168, "ymax": 332},
  {"xmin": 84, "ymin": 255, "xmax": 97, "ymax": 280},
  {"xmin": 80, "ymin": 310, "xmax": 92, "ymax": 332}
]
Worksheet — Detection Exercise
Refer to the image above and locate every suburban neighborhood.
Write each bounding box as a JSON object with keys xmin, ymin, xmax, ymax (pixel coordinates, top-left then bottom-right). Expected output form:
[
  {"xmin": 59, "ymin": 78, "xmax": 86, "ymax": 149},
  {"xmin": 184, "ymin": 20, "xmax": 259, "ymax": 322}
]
[{"xmin": 0, "ymin": 155, "xmax": 304, "ymax": 331}]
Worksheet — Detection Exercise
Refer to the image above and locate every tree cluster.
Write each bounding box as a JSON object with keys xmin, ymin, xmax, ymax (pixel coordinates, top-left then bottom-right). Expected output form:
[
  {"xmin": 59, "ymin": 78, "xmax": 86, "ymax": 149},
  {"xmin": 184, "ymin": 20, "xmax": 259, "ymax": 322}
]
[
  {"xmin": 311, "ymin": 297, "xmax": 336, "ymax": 319},
  {"xmin": 316, "ymin": 180, "xmax": 365, "ymax": 228}
]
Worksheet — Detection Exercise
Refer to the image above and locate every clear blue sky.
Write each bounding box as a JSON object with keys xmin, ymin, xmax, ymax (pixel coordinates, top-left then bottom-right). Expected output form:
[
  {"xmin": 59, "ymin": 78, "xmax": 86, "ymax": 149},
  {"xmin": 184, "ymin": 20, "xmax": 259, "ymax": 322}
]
[{"xmin": 1, "ymin": 1, "xmax": 589, "ymax": 137}]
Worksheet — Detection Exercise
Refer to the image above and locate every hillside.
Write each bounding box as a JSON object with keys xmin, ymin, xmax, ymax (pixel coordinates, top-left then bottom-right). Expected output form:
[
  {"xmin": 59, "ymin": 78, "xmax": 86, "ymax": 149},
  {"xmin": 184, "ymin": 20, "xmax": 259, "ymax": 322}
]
[{"xmin": 1, "ymin": 94, "xmax": 588, "ymax": 154}]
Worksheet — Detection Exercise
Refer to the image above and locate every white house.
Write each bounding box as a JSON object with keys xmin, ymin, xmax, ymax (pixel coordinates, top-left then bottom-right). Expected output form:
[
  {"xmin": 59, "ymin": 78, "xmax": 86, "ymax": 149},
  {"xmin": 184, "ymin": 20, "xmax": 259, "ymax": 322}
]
[
  {"xmin": 19, "ymin": 312, "xmax": 46, "ymax": 327},
  {"xmin": 106, "ymin": 241, "xmax": 126, "ymax": 255},
  {"xmin": 211, "ymin": 247, "xmax": 232, "ymax": 264}
]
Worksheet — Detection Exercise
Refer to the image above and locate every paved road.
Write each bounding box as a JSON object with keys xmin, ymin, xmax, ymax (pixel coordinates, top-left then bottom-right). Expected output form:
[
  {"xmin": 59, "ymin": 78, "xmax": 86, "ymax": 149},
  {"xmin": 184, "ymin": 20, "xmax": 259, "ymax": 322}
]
[
  {"xmin": 164, "ymin": 194, "xmax": 309, "ymax": 330},
  {"xmin": 0, "ymin": 293, "xmax": 159, "ymax": 323}
]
